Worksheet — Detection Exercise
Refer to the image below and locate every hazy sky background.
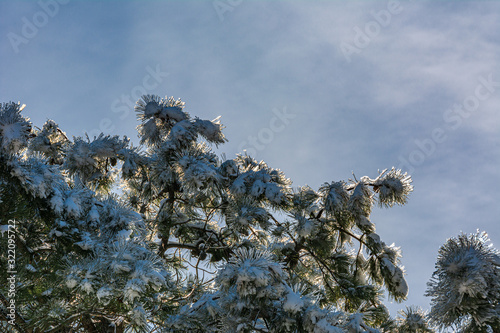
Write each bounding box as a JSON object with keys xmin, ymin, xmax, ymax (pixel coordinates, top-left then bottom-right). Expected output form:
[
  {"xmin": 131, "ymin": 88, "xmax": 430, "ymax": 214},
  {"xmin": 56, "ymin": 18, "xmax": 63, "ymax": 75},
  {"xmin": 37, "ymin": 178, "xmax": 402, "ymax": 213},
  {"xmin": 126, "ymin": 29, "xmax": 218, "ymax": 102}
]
[{"xmin": 2, "ymin": 0, "xmax": 499, "ymax": 317}]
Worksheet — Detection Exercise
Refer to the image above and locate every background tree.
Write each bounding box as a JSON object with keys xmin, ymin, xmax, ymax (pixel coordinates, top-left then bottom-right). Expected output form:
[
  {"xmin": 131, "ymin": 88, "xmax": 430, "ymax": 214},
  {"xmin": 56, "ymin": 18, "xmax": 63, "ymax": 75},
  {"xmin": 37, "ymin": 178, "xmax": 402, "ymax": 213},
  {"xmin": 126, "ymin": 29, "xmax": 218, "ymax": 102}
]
[
  {"xmin": 426, "ymin": 231, "xmax": 500, "ymax": 333},
  {"xmin": 0, "ymin": 95, "xmax": 429, "ymax": 332}
]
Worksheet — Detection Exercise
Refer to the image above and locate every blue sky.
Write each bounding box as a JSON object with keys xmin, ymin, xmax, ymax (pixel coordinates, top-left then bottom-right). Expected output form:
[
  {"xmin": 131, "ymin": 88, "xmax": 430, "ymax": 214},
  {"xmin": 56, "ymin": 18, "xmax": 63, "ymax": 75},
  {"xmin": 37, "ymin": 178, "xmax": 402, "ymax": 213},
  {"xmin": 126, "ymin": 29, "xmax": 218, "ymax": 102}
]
[{"xmin": 2, "ymin": 0, "xmax": 500, "ymax": 316}]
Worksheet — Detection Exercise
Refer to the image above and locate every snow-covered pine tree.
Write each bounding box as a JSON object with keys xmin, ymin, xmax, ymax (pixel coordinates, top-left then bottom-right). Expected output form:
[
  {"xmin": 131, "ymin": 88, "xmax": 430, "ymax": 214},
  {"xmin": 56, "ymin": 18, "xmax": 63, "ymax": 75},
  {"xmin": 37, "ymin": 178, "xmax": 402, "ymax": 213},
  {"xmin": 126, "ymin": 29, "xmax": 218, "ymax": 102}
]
[
  {"xmin": 0, "ymin": 95, "xmax": 421, "ymax": 332},
  {"xmin": 0, "ymin": 102, "xmax": 171, "ymax": 332},
  {"xmin": 426, "ymin": 231, "xmax": 500, "ymax": 333}
]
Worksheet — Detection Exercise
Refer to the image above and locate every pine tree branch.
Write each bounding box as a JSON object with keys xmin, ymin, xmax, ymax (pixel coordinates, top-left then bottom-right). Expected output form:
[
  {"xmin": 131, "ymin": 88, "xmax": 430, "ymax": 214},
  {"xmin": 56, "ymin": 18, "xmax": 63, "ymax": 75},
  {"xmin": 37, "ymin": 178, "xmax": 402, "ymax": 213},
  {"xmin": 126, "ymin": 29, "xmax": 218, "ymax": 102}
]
[{"xmin": 0, "ymin": 292, "xmax": 29, "ymax": 333}]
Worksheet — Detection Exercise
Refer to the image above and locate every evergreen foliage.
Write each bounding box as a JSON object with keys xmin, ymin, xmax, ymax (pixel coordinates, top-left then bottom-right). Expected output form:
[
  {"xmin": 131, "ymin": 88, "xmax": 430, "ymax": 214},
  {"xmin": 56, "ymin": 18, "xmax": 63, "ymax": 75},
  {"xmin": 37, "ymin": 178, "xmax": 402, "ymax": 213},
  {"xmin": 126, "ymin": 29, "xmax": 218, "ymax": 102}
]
[
  {"xmin": 426, "ymin": 231, "xmax": 500, "ymax": 332},
  {"xmin": 0, "ymin": 96, "xmax": 494, "ymax": 332}
]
